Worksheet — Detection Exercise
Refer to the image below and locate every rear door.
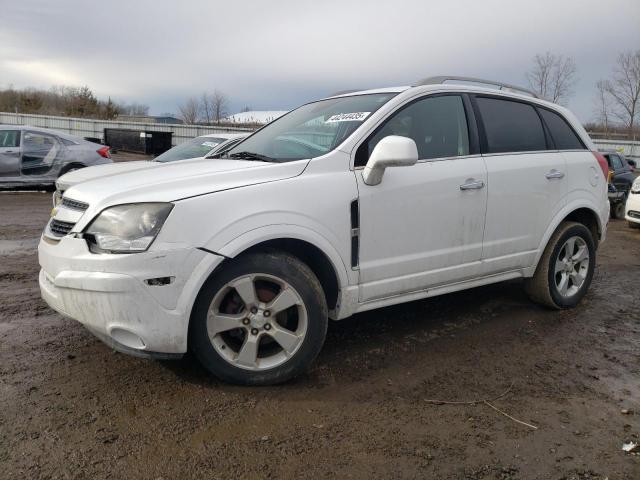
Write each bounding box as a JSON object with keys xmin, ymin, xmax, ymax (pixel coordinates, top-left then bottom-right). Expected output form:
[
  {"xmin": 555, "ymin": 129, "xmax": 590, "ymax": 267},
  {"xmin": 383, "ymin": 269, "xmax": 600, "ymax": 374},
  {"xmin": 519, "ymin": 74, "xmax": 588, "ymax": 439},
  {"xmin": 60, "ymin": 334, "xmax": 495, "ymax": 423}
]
[
  {"xmin": 21, "ymin": 131, "xmax": 64, "ymax": 176},
  {"xmin": 474, "ymin": 95, "xmax": 567, "ymax": 274},
  {"xmin": 0, "ymin": 129, "xmax": 21, "ymax": 178}
]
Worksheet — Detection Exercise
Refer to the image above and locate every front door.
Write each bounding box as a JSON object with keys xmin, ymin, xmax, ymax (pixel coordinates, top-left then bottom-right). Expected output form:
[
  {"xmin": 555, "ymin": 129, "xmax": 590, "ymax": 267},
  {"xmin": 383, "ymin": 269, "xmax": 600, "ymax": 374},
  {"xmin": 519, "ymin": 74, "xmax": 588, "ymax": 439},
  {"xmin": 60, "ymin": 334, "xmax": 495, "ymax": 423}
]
[
  {"xmin": 355, "ymin": 94, "xmax": 487, "ymax": 302},
  {"xmin": 0, "ymin": 129, "xmax": 21, "ymax": 178}
]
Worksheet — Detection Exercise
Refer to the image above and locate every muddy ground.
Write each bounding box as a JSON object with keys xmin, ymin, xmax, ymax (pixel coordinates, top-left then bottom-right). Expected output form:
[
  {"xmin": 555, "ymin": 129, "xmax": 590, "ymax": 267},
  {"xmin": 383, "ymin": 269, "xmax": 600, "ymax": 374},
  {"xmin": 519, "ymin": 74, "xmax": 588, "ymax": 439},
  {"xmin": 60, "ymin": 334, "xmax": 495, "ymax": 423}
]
[{"xmin": 0, "ymin": 191, "xmax": 638, "ymax": 480}]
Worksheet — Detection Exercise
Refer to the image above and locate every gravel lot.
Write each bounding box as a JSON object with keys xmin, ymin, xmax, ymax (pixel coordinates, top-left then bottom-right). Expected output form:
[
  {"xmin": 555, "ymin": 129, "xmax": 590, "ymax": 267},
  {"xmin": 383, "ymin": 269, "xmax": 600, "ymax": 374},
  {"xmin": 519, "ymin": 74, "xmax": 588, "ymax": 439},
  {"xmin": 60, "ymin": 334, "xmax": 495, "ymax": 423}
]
[{"xmin": 0, "ymin": 191, "xmax": 639, "ymax": 479}]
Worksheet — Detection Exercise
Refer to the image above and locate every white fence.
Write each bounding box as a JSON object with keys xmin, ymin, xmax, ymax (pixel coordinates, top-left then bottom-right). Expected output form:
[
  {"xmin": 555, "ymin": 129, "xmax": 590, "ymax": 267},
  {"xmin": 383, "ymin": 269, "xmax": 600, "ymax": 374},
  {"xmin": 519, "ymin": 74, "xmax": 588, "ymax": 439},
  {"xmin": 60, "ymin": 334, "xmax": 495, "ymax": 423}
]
[
  {"xmin": 0, "ymin": 112, "xmax": 255, "ymax": 146},
  {"xmin": 592, "ymin": 139, "xmax": 639, "ymax": 160}
]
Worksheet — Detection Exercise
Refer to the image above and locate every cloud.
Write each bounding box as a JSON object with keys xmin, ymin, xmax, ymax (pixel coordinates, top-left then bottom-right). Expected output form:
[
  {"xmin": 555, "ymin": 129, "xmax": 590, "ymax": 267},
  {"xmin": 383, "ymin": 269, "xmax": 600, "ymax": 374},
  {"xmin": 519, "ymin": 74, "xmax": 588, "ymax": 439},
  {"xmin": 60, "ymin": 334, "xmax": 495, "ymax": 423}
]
[{"xmin": 0, "ymin": 0, "xmax": 638, "ymax": 120}]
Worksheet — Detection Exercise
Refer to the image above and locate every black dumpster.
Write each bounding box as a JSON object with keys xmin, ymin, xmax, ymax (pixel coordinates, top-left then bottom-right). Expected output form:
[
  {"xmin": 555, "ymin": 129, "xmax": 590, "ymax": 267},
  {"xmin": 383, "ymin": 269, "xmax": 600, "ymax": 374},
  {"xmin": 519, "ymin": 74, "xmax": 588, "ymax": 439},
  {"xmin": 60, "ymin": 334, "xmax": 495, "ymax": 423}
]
[{"xmin": 104, "ymin": 129, "xmax": 172, "ymax": 155}]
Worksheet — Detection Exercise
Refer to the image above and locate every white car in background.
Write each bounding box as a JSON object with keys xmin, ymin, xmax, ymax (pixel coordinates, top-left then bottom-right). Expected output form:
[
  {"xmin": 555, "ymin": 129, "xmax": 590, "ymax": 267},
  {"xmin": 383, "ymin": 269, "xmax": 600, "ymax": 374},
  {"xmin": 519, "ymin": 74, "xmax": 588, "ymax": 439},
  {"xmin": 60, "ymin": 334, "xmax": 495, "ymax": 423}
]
[
  {"xmin": 54, "ymin": 133, "xmax": 247, "ymax": 199},
  {"xmin": 39, "ymin": 76, "xmax": 608, "ymax": 386},
  {"xmin": 625, "ymin": 176, "xmax": 640, "ymax": 228}
]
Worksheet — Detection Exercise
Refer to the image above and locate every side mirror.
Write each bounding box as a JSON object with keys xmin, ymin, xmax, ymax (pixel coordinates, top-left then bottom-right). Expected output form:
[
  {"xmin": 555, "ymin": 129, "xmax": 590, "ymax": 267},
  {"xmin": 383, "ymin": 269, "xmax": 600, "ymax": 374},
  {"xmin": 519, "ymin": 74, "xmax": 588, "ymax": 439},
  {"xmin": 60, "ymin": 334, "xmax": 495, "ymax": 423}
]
[
  {"xmin": 627, "ymin": 159, "xmax": 636, "ymax": 170},
  {"xmin": 362, "ymin": 135, "xmax": 418, "ymax": 186}
]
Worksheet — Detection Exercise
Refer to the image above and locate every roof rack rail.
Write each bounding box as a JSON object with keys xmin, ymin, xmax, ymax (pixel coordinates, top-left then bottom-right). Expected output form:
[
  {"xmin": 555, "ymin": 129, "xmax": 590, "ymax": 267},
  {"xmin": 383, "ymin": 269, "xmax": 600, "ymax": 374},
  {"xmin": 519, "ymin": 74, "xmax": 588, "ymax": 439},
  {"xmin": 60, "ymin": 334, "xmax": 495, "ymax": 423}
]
[
  {"xmin": 329, "ymin": 89, "xmax": 364, "ymax": 96},
  {"xmin": 415, "ymin": 76, "xmax": 539, "ymax": 99}
]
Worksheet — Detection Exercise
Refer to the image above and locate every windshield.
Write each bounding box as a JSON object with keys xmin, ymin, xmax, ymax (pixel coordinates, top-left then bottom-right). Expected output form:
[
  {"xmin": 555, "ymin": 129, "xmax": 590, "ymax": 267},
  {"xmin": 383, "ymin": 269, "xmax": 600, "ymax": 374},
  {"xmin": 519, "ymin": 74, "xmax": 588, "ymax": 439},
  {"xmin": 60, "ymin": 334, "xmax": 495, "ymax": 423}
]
[
  {"xmin": 155, "ymin": 136, "xmax": 227, "ymax": 162},
  {"xmin": 224, "ymin": 93, "xmax": 398, "ymax": 162}
]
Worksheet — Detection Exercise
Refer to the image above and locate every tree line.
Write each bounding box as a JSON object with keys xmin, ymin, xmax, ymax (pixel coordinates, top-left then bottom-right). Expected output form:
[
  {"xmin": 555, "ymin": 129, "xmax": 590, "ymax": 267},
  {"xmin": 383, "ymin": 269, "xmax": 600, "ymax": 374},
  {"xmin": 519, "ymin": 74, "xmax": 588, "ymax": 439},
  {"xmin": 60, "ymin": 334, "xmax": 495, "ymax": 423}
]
[
  {"xmin": 0, "ymin": 85, "xmax": 149, "ymax": 120},
  {"xmin": 525, "ymin": 50, "xmax": 640, "ymax": 138},
  {"xmin": 177, "ymin": 90, "xmax": 245, "ymax": 125}
]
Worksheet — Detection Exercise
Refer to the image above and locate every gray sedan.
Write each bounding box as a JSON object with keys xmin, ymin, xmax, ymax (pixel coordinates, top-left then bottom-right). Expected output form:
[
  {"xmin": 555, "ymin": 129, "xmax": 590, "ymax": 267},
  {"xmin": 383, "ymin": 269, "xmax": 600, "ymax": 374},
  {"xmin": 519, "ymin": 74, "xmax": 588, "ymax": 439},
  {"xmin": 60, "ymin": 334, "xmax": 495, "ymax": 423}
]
[{"xmin": 0, "ymin": 125, "xmax": 112, "ymax": 188}]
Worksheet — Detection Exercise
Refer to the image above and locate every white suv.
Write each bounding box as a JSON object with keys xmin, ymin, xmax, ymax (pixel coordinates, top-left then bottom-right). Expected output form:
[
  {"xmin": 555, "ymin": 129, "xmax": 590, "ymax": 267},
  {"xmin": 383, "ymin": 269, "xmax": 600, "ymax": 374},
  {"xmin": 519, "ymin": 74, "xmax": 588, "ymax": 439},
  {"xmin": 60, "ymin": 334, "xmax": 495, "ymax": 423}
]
[{"xmin": 38, "ymin": 76, "xmax": 609, "ymax": 385}]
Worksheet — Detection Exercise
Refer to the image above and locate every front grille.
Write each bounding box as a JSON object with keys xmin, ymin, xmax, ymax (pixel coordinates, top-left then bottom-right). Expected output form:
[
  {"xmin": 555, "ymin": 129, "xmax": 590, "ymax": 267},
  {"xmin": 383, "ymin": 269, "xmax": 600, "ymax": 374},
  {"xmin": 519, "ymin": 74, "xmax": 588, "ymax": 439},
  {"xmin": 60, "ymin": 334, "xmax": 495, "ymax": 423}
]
[
  {"xmin": 61, "ymin": 197, "xmax": 89, "ymax": 211},
  {"xmin": 629, "ymin": 210, "xmax": 640, "ymax": 219},
  {"xmin": 49, "ymin": 219, "xmax": 75, "ymax": 237}
]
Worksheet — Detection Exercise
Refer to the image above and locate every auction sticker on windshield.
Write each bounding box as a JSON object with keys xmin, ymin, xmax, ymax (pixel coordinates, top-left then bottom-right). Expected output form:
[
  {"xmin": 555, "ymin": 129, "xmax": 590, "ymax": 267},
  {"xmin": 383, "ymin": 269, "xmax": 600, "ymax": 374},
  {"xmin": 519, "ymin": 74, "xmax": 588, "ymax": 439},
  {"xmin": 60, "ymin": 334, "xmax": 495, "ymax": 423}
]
[{"xmin": 325, "ymin": 112, "xmax": 371, "ymax": 123}]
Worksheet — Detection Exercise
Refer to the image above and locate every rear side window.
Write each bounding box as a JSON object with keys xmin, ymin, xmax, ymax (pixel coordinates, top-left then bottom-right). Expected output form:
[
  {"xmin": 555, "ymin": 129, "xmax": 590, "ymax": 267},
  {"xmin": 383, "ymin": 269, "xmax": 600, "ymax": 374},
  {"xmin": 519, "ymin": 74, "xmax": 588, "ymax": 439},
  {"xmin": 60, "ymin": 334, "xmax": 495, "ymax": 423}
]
[
  {"xmin": 476, "ymin": 97, "xmax": 546, "ymax": 153},
  {"xmin": 539, "ymin": 108, "xmax": 584, "ymax": 150},
  {"xmin": 608, "ymin": 154, "xmax": 623, "ymax": 171},
  {"xmin": 0, "ymin": 130, "xmax": 20, "ymax": 148}
]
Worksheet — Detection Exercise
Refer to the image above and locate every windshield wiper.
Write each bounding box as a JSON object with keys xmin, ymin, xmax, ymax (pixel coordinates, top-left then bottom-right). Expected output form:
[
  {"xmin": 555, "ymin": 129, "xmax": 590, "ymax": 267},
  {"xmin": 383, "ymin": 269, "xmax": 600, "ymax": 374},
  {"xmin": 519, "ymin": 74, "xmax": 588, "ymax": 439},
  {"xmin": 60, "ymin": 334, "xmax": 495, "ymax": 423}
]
[{"xmin": 228, "ymin": 151, "xmax": 278, "ymax": 162}]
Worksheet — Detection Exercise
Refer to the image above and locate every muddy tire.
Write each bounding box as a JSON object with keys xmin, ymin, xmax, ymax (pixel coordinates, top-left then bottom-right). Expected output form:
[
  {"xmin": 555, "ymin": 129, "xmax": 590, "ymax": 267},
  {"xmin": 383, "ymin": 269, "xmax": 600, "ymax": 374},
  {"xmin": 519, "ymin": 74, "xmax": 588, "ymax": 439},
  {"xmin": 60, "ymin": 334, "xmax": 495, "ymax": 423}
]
[
  {"xmin": 611, "ymin": 200, "xmax": 625, "ymax": 219},
  {"xmin": 189, "ymin": 252, "xmax": 328, "ymax": 385},
  {"xmin": 525, "ymin": 221, "xmax": 595, "ymax": 309}
]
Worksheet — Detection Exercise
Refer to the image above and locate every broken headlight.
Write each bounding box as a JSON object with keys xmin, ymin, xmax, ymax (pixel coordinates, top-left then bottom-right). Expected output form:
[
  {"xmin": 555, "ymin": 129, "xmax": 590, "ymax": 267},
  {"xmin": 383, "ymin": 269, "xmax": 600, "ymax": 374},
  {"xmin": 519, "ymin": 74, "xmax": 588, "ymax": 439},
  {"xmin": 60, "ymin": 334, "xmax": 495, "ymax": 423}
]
[{"xmin": 85, "ymin": 203, "xmax": 173, "ymax": 253}]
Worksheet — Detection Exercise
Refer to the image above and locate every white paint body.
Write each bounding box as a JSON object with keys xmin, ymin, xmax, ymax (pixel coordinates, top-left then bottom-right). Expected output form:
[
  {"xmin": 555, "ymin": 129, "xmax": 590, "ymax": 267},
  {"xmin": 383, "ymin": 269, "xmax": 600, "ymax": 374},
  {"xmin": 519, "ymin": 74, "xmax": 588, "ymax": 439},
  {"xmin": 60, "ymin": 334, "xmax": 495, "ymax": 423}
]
[
  {"xmin": 625, "ymin": 177, "xmax": 640, "ymax": 225},
  {"xmin": 38, "ymin": 84, "xmax": 608, "ymax": 355}
]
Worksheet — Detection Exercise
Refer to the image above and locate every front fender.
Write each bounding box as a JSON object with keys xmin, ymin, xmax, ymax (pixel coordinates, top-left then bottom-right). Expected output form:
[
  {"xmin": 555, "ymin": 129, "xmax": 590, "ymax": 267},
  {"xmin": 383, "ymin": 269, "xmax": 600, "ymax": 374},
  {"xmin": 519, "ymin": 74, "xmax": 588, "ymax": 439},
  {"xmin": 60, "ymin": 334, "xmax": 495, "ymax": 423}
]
[{"xmin": 207, "ymin": 224, "xmax": 354, "ymax": 290}]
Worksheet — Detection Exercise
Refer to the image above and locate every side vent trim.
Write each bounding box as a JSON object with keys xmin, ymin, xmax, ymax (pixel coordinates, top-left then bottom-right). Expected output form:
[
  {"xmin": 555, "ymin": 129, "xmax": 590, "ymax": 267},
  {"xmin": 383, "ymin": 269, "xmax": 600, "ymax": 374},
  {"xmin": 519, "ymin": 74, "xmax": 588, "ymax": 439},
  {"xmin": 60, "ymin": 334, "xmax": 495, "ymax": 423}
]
[{"xmin": 350, "ymin": 199, "xmax": 360, "ymax": 269}]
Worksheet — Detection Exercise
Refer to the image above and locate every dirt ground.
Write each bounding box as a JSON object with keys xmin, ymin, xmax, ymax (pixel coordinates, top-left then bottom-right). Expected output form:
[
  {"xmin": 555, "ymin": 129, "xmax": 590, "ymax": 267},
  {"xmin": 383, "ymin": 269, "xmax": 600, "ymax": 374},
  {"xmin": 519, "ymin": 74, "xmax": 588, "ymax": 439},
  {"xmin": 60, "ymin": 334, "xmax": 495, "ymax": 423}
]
[{"xmin": 0, "ymin": 191, "xmax": 638, "ymax": 480}]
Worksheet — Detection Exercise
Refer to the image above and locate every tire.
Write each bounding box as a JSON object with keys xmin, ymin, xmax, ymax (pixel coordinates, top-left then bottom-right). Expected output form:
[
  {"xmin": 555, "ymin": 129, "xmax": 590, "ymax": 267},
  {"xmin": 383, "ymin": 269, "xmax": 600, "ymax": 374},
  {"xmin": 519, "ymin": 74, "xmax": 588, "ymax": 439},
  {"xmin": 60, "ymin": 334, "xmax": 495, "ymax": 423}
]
[
  {"xmin": 524, "ymin": 221, "xmax": 595, "ymax": 309},
  {"xmin": 189, "ymin": 252, "xmax": 328, "ymax": 385},
  {"xmin": 612, "ymin": 201, "xmax": 625, "ymax": 219}
]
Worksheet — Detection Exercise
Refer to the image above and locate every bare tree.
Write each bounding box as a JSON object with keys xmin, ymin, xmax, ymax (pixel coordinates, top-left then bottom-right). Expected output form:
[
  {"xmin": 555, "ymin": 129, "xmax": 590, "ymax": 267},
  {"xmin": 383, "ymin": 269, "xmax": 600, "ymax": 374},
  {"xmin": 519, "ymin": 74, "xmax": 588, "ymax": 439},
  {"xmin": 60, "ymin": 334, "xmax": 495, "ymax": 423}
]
[
  {"xmin": 526, "ymin": 52, "xmax": 577, "ymax": 104},
  {"xmin": 211, "ymin": 89, "xmax": 229, "ymax": 122},
  {"xmin": 593, "ymin": 80, "xmax": 612, "ymax": 134},
  {"xmin": 602, "ymin": 50, "xmax": 640, "ymax": 137},
  {"xmin": 199, "ymin": 92, "xmax": 214, "ymax": 124},
  {"xmin": 178, "ymin": 97, "xmax": 200, "ymax": 124}
]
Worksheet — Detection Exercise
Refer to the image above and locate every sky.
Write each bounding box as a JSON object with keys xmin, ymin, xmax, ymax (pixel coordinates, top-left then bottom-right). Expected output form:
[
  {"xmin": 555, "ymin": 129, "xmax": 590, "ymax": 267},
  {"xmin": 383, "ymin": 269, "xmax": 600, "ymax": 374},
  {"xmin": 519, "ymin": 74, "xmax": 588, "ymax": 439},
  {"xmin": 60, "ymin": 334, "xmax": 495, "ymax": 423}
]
[{"xmin": 0, "ymin": 0, "xmax": 639, "ymax": 123}]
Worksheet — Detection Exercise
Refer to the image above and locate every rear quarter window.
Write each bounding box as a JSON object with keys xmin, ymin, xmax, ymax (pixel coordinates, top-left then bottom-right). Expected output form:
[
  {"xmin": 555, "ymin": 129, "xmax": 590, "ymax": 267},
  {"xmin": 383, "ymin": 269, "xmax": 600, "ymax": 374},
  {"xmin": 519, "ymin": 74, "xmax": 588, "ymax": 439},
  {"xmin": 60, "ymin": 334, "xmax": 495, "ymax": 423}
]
[
  {"xmin": 476, "ymin": 97, "xmax": 547, "ymax": 154},
  {"xmin": 539, "ymin": 108, "xmax": 584, "ymax": 150}
]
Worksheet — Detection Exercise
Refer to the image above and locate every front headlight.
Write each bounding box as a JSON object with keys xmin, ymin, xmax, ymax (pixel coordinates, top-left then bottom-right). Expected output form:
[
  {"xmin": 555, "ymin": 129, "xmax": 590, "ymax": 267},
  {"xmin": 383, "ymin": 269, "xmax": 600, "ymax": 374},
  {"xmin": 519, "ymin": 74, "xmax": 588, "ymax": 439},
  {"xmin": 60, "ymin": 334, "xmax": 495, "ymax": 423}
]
[
  {"xmin": 632, "ymin": 177, "xmax": 640, "ymax": 194},
  {"xmin": 85, "ymin": 203, "xmax": 173, "ymax": 253}
]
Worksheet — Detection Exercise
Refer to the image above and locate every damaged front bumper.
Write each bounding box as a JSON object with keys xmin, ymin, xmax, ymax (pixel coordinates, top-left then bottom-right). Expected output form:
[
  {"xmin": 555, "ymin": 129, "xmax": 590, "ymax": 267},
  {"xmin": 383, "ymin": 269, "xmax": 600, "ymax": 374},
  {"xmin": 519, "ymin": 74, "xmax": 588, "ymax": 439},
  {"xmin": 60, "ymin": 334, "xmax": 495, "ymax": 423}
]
[{"xmin": 38, "ymin": 235, "xmax": 224, "ymax": 356}]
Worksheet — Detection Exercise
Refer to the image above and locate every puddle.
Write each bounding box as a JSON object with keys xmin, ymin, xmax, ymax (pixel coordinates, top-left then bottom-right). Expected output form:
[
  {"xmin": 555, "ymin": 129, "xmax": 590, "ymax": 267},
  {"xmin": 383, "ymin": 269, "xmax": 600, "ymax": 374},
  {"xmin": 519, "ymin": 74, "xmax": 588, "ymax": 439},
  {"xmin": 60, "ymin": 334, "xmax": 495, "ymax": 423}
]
[{"xmin": 0, "ymin": 239, "xmax": 39, "ymax": 255}]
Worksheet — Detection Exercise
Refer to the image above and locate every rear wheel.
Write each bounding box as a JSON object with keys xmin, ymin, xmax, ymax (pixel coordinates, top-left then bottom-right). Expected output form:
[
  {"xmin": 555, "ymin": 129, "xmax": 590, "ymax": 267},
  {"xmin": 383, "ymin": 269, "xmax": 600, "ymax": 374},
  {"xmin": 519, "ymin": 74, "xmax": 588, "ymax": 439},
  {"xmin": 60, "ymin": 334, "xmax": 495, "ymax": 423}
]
[
  {"xmin": 189, "ymin": 252, "xmax": 328, "ymax": 385},
  {"xmin": 525, "ymin": 221, "xmax": 595, "ymax": 309}
]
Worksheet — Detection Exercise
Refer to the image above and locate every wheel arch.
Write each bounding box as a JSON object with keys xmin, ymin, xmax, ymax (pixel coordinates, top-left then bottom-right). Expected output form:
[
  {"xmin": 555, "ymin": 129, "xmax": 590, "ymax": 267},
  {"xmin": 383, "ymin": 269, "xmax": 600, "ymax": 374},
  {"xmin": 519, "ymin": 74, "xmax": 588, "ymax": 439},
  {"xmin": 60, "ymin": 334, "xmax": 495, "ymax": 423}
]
[
  {"xmin": 211, "ymin": 226, "xmax": 352, "ymax": 314},
  {"xmin": 532, "ymin": 203, "xmax": 603, "ymax": 274},
  {"xmin": 58, "ymin": 162, "xmax": 86, "ymax": 177}
]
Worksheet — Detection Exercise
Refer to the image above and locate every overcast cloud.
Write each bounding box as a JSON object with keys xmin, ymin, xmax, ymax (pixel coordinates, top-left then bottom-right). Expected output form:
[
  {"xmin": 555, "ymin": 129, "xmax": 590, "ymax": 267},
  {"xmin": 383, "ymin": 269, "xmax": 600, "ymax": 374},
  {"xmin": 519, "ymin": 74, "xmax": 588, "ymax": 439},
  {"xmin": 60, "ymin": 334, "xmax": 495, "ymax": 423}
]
[{"xmin": 1, "ymin": 0, "xmax": 639, "ymax": 121}]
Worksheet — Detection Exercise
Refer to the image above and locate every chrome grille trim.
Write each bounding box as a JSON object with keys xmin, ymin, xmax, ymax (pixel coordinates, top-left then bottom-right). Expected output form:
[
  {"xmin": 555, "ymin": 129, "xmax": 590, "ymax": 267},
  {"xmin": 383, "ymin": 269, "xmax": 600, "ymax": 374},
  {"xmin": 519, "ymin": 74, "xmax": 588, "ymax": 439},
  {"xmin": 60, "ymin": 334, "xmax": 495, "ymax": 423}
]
[
  {"xmin": 61, "ymin": 197, "xmax": 89, "ymax": 211},
  {"xmin": 49, "ymin": 219, "xmax": 75, "ymax": 237}
]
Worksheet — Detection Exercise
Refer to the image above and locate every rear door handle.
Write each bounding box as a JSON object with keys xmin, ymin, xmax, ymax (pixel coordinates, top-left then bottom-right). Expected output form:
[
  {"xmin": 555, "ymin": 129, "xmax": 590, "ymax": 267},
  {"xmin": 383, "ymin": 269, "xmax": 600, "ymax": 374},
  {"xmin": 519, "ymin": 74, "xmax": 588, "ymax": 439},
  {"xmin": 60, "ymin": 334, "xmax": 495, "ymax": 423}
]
[
  {"xmin": 545, "ymin": 169, "xmax": 565, "ymax": 180},
  {"xmin": 459, "ymin": 179, "xmax": 485, "ymax": 190}
]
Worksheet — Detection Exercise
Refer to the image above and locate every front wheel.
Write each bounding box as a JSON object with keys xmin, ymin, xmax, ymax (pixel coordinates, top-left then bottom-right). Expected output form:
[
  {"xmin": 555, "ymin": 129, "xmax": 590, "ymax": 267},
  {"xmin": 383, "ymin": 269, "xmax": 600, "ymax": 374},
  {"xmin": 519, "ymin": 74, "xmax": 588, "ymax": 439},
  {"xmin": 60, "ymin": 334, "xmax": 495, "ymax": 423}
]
[
  {"xmin": 189, "ymin": 252, "xmax": 328, "ymax": 385},
  {"xmin": 525, "ymin": 221, "xmax": 596, "ymax": 309}
]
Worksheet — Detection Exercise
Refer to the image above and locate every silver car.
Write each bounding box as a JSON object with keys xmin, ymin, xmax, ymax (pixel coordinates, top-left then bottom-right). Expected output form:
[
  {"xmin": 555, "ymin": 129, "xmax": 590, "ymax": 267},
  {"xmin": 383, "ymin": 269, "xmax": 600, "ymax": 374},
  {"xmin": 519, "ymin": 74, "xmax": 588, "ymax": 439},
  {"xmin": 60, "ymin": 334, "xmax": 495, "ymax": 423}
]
[{"xmin": 0, "ymin": 125, "xmax": 111, "ymax": 188}]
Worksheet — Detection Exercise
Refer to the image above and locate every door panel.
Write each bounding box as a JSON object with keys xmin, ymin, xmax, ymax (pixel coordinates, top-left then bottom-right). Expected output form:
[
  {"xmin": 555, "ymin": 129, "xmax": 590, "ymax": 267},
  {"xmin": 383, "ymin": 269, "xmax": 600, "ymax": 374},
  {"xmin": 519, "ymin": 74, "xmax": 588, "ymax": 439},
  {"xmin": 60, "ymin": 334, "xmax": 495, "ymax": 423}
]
[
  {"xmin": 481, "ymin": 152, "xmax": 567, "ymax": 272},
  {"xmin": 21, "ymin": 131, "xmax": 64, "ymax": 176},
  {"xmin": 356, "ymin": 157, "xmax": 487, "ymax": 302},
  {"xmin": 0, "ymin": 129, "xmax": 21, "ymax": 177}
]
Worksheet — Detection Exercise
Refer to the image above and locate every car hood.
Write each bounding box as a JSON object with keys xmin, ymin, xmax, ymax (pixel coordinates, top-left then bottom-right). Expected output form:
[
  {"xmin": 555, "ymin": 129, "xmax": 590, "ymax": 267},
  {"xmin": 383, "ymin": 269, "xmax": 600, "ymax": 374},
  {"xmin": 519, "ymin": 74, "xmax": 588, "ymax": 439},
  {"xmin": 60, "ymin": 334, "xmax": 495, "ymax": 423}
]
[
  {"xmin": 63, "ymin": 158, "xmax": 309, "ymax": 221},
  {"xmin": 56, "ymin": 161, "xmax": 159, "ymax": 191}
]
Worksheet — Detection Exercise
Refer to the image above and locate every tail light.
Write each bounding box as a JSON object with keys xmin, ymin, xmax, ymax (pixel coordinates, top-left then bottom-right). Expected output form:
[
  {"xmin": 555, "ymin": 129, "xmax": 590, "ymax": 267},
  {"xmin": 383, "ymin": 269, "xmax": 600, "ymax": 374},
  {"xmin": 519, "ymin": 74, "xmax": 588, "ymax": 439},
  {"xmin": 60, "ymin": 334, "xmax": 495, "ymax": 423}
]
[
  {"xmin": 592, "ymin": 151, "xmax": 609, "ymax": 181},
  {"xmin": 97, "ymin": 146, "xmax": 111, "ymax": 159}
]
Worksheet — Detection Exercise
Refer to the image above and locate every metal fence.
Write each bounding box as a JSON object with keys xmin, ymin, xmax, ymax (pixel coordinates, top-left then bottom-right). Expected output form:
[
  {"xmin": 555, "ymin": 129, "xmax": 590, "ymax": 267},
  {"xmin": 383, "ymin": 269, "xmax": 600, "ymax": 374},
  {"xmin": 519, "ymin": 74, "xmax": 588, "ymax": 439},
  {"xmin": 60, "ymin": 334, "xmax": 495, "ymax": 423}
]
[
  {"xmin": 0, "ymin": 112, "xmax": 255, "ymax": 146},
  {"xmin": 2, "ymin": 111, "xmax": 639, "ymax": 159},
  {"xmin": 592, "ymin": 139, "xmax": 639, "ymax": 161}
]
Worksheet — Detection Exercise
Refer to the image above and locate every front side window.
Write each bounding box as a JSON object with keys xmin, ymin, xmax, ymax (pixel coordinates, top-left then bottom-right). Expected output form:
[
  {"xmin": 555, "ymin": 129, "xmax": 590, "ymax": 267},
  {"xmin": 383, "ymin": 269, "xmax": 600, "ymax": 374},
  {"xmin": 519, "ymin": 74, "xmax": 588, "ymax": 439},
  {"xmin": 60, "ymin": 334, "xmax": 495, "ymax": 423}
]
[
  {"xmin": 476, "ymin": 97, "xmax": 546, "ymax": 153},
  {"xmin": 0, "ymin": 130, "xmax": 20, "ymax": 148},
  {"xmin": 155, "ymin": 136, "xmax": 228, "ymax": 162},
  {"xmin": 356, "ymin": 95, "xmax": 470, "ymax": 166},
  {"xmin": 539, "ymin": 108, "xmax": 584, "ymax": 150},
  {"xmin": 224, "ymin": 93, "xmax": 398, "ymax": 162}
]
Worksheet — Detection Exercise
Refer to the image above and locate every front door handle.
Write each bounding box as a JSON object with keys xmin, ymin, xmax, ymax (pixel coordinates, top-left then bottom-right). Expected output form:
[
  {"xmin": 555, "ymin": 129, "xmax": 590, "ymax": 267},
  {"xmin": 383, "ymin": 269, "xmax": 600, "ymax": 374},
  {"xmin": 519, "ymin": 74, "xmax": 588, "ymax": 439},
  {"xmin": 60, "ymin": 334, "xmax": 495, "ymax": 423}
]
[
  {"xmin": 460, "ymin": 179, "xmax": 485, "ymax": 190},
  {"xmin": 545, "ymin": 169, "xmax": 565, "ymax": 180}
]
